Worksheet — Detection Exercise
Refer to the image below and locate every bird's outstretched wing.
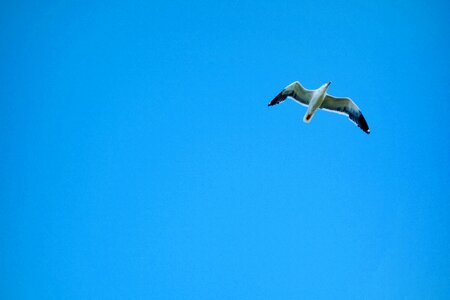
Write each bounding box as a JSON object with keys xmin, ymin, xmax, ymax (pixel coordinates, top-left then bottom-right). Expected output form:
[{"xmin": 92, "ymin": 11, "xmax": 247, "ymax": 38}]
[
  {"xmin": 268, "ymin": 81, "xmax": 313, "ymax": 107},
  {"xmin": 321, "ymin": 95, "xmax": 370, "ymax": 134}
]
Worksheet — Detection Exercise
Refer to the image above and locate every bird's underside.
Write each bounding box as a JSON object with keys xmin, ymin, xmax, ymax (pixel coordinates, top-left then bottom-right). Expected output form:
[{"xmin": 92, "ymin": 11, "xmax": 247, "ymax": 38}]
[{"xmin": 268, "ymin": 81, "xmax": 370, "ymax": 134}]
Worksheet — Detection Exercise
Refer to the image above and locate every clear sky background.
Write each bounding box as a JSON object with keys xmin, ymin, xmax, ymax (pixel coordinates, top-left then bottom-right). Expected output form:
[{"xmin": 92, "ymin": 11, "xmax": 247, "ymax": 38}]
[{"xmin": 1, "ymin": 0, "xmax": 450, "ymax": 299}]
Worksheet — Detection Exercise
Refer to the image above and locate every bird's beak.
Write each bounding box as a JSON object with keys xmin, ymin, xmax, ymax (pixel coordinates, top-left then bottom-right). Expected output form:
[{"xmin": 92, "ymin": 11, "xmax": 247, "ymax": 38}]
[{"xmin": 327, "ymin": 81, "xmax": 332, "ymax": 86}]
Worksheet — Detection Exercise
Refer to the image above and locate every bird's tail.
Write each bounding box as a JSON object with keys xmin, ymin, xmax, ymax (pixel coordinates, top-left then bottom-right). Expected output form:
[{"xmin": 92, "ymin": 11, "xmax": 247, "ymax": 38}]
[{"xmin": 303, "ymin": 112, "xmax": 313, "ymax": 123}]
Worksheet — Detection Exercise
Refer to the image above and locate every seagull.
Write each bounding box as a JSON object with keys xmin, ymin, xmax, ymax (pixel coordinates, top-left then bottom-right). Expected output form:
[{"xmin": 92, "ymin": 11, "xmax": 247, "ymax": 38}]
[{"xmin": 268, "ymin": 81, "xmax": 370, "ymax": 134}]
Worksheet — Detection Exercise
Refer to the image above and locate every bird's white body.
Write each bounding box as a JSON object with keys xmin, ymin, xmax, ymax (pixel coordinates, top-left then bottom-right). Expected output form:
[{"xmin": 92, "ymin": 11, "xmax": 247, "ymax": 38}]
[
  {"xmin": 268, "ymin": 81, "xmax": 370, "ymax": 134},
  {"xmin": 301, "ymin": 81, "xmax": 331, "ymax": 123}
]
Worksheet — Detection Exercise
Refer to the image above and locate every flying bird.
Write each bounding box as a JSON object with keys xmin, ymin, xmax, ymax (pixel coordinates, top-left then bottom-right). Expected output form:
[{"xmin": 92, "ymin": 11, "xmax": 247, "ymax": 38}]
[{"xmin": 268, "ymin": 81, "xmax": 370, "ymax": 134}]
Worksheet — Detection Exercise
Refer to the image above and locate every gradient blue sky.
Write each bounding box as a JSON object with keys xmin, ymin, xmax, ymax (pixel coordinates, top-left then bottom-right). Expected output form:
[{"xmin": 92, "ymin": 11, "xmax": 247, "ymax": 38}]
[{"xmin": 1, "ymin": 0, "xmax": 450, "ymax": 299}]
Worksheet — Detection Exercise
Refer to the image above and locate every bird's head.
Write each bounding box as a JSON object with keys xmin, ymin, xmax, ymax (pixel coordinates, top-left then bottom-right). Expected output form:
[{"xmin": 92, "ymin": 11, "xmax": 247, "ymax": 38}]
[{"xmin": 320, "ymin": 81, "xmax": 332, "ymax": 90}]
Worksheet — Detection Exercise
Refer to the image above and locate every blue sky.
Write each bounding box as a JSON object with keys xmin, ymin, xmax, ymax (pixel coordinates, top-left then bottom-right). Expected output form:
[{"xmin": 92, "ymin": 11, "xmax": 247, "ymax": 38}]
[{"xmin": 1, "ymin": 0, "xmax": 450, "ymax": 298}]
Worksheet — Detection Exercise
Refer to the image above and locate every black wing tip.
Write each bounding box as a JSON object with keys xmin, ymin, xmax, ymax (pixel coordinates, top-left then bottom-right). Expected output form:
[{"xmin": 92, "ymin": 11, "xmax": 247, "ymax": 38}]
[
  {"xmin": 358, "ymin": 114, "xmax": 370, "ymax": 134},
  {"xmin": 268, "ymin": 91, "xmax": 285, "ymax": 106}
]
